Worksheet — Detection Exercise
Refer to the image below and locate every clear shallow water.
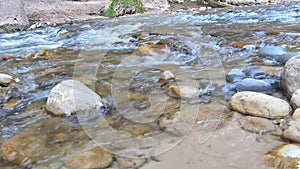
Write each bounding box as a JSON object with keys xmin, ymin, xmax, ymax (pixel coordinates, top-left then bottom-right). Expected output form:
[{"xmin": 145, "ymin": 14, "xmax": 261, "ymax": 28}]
[{"xmin": 0, "ymin": 2, "xmax": 300, "ymax": 169}]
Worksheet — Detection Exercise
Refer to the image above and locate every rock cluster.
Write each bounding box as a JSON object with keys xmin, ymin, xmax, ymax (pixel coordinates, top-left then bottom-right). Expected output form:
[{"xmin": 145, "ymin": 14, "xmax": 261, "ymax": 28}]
[
  {"xmin": 223, "ymin": 67, "xmax": 279, "ymax": 100},
  {"xmin": 229, "ymin": 55, "xmax": 300, "ymax": 169}
]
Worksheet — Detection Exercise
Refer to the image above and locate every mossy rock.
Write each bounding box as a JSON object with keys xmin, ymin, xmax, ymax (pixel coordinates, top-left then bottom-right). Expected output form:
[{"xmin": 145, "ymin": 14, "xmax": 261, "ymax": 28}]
[{"xmin": 108, "ymin": 0, "xmax": 144, "ymax": 18}]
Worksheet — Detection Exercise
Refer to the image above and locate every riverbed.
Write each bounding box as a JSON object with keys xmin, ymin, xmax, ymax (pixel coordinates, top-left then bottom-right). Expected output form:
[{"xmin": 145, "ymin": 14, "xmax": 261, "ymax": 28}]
[{"xmin": 1, "ymin": 2, "xmax": 300, "ymax": 169}]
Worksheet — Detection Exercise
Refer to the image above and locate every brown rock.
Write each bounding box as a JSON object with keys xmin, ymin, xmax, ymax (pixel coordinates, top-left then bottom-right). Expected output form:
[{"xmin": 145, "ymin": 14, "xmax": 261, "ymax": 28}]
[
  {"xmin": 230, "ymin": 91, "xmax": 291, "ymax": 118},
  {"xmin": 168, "ymin": 85, "xmax": 201, "ymax": 99},
  {"xmin": 1, "ymin": 129, "xmax": 48, "ymax": 166},
  {"xmin": 64, "ymin": 146, "xmax": 113, "ymax": 169},
  {"xmin": 281, "ymin": 55, "xmax": 300, "ymax": 98},
  {"xmin": 137, "ymin": 45, "xmax": 165, "ymax": 56}
]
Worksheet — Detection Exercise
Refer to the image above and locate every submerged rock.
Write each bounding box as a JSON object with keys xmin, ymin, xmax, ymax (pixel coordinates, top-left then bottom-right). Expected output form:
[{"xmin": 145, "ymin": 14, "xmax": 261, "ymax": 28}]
[
  {"xmin": 116, "ymin": 156, "xmax": 147, "ymax": 169},
  {"xmin": 168, "ymin": 85, "xmax": 201, "ymax": 99},
  {"xmin": 236, "ymin": 78, "xmax": 272, "ymax": 94},
  {"xmin": 1, "ymin": 129, "xmax": 48, "ymax": 166},
  {"xmin": 238, "ymin": 116, "xmax": 279, "ymax": 133},
  {"xmin": 281, "ymin": 55, "xmax": 300, "ymax": 98},
  {"xmin": 226, "ymin": 69, "xmax": 246, "ymax": 83},
  {"xmin": 46, "ymin": 80, "xmax": 103, "ymax": 116},
  {"xmin": 230, "ymin": 91, "xmax": 291, "ymax": 118},
  {"xmin": 64, "ymin": 146, "xmax": 113, "ymax": 169},
  {"xmin": 291, "ymin": 89, "xmax": 300, "ymax": 109}
]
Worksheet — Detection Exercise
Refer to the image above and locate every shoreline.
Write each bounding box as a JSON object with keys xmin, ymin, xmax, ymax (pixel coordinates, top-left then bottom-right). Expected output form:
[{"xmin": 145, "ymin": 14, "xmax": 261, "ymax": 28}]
[{"xmin": 1, "ymin": 0, "xmax": 300, "ymax": 33}]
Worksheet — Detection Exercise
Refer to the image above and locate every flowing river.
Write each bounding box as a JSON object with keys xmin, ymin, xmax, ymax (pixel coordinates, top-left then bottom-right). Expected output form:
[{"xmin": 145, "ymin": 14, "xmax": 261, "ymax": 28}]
[{"xmin": 1, "ymin": 2, "xmax": 300, "ymax": 169}]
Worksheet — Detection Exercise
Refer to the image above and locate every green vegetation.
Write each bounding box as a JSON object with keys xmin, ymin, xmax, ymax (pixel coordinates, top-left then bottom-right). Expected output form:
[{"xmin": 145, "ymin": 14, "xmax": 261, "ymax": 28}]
[{"xmin": 108, "ymin": 0, "xmax": 144, "ymax": 18}]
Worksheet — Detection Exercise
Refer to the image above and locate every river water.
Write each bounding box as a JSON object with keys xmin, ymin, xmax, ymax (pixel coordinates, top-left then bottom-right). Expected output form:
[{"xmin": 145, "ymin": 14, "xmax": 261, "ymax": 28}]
[{"xmin": 1, "ymin": 2, "xmax": 300, "ymax": 169}]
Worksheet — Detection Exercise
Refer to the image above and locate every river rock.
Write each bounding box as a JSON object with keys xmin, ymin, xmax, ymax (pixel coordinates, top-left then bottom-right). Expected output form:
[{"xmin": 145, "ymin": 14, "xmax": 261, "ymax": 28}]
[
  {"xmin": 168, "ymin": 85, "xmax": 201, "ymax": 98},
  {"xmin": 226, "ymin": 69, "xmax": 246, "ymax": 83},
  {"xmin": 291, "ymin": 89, "xmax": 300, "ymax": 109},
  {"xmin": 46, "ymin": 80, "xmax": 103, "ymax": 116},
  {"xmin": 230, "ymin": 91, "xmax": 291, "ymax": 118},
  {"xmin": 236, "ymin": 78, "xmax": 272, "ymax": 94},
  {"xmin": 159, "ymin": 70, "xmax": 175, "ymax": 82},
  {"xmin": 238, "ymin": 116, "xmax": 278, "ymax": 133},
  {"xmin": 0, "ymin": 73, "xmax": 15, "ymax": 87},
  {"xmin": 222, "ymin": 83, "xmax": 237, "ymax": 100},
  {"xmin": 258, "ymin": 45, "xmax": 300, "ymax": 64},
  {"xmin": 264, "ymin": 144, "xmax": 300, "ymax": 169},
  {"xmin": 0, "ymin": 0, "xmax": 29, "ymax": 33},
  {"xmin": 116, "ymin": 156, "xmax": 147, "ymax": 169},
  {"xmin": 1, "ymin": 129, "xmax": 48, "ymax": 166},
  {"xmin": 281, "ymin": 55, "xmax": 300, "ymax": 98},
  {"xmin": 64, "ymin": 146, "xmax": 113, "ymax": 169},
  {"xmin": 292, "ymin": 108, "xmax": 300, "ymax": 121},
  {"xmin": 282, "ymin": 120, "xmax": 300, "ymax": 143},
  {"xmin": 245, "ymin": 68, "xmax": 265, "ymax": 79},
  {"xmin": 258, "ymin": 45, "xmax": 286, "ymax": 56}
]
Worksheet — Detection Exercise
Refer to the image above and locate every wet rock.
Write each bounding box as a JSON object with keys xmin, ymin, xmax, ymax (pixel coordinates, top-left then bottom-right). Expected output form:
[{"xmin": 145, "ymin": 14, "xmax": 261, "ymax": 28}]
[
  {"xmin": 159, "ymin": 70, "xmax": 175, "ymax": 82},
  {"xmin": 282, "ymin": 121, "xmax": 300, "ymax": 143},
  {"xmin": 258, "ymin": 45, "xmax": 300, "ymax": 64},
  {"xmin": 245, "ymin": 69, "xmax": 265, "ymax": 79},
  {"xmin": 46, "ymin": 80, "xmax": 103, "ymax": 116},
  {"xmin": 292, "ymin": 109, "xmax": 300, "ymax": 121},
  {"xmin": 291, "ymin": 89, "xmax": 300, "ymax": 109},
  {"xmin": 222, "ymin": 84, "xmax": 237, "ymax": 100},
  {"xmin": 281, "ymin": 55, "xmax": 300, "ymax": 98},
  {"xmin": 137, "ymin": 45, "xmax": 165, "ymax": 56},
  {"xmin": 258, "ymin": 45, "xmax": 286, "ymax": 56},
  {"xmin": 0, "ymin": 0, "xmax": 29, "ymax": 33},
  {"xmin": 230, "ymin": 91, "xmax": 291, "ymax": 118},
  {"xmin": 275, "ymin": 53, "xmax": 300, "ymax": 64},
  {"xmin": 226, "ymin": 69, "xmax": 246, "ymax": 83},
  {"xmin": 263, "ymin": 79, "xmax": 279, "ymax": 89},
  {"xmin": 1, "ymin": 129, "xmax": 48, "ymax": 166},
  {"xmin": 64, "ymin": 146, "xmax": 113, "ymax": 169},
  {"xmin": 25, "ymin": 53, "xmax": 35, "ymax": 60},
  {"xmin": 27, "ymin": 21, "xmax": 56, "ymax": 30},
  {"xmin": 238, "ymin": 116, "xmax": 279, "ymax": 133},
  {"xmin": 0, "ymin": 73, "xmax": 15, "ymax": 87},
  {"xmin": 168, "ymin": 85, "xmax": 201, "ymax": 99},
  {"xmin": 116, "ymin": 156, "xmax": 147, "ymax": 169},
  {"xmin": 236, "ymin": 78, "xmax": 272, "ymax": 94},
  {"xmin": 264, "ymin": 144, "xmax": 300, "ymax": 169}
]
